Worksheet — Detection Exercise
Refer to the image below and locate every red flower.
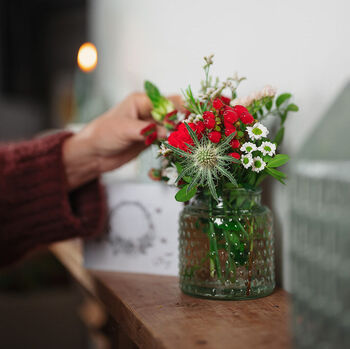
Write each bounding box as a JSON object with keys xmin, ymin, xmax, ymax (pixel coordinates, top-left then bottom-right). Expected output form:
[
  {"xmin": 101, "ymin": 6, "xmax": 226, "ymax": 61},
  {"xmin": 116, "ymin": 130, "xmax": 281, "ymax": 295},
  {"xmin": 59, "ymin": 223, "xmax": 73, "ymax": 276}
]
[
  {"xmin": 145, "ymin": 132, "xmax": 158, "ymax": 145},
  {"xmin": 204, "ymin": 117, "xmax": 215, "ymax": 129},
  {"xmin": 140, "ymin": 123, "xmax": 157, "ymax": 136},
  {"xmin": 212, "ymin": 98, "xmax": 223, "ymax": 110},
  {"xmin": 196, "ymin": 121, "xmax": 206, "ymax": 135},
  {"xmin": 229, "ymin": 152, "xmax": 240, "ymax": 160},
  {"xmin": 168, "ymin": 122, "xmax": 204, "ymax": 151},
  {"xmin": 208, "ymin": 131, "xmax": 222, "ymax": 143},
  {"xmin": 230, "ymin": 139, "xmax": 240, "ymax": 149},
  {"xmin": 220, "ymin": 95, "xmax": 231, "ymax": 105},
  {"xmin": 203, "ymin": 111, "xmax": 215, "ymax": 119},
  {"xmin": 224, "ymin": 126, "xmax": 236, "ymax": 137},
  {"xmin": 141, "ymin": 123, "xmax": 158, "ymax": 145},
  {"xmin": 240, "ymin": 112, "xmax": 254, "ymax": 125},
  {"xmin": 223, "ymin": 109, "xmax": 239, "ymax": 124},
  {"xmin": 233, "ymin": 105, "xmax": 249, "ymax": 115},
  {"xmin": 233, "ymin": 105, "xmax": 254, "ymax": 125}
]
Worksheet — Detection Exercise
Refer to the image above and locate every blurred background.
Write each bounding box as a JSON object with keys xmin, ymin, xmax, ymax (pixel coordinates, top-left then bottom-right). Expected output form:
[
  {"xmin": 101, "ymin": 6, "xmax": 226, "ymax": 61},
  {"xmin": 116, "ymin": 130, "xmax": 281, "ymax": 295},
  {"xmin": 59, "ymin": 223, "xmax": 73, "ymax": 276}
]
[{"xmin": 0, "ymin": 0, "xmax": 349, "ymax": 348}]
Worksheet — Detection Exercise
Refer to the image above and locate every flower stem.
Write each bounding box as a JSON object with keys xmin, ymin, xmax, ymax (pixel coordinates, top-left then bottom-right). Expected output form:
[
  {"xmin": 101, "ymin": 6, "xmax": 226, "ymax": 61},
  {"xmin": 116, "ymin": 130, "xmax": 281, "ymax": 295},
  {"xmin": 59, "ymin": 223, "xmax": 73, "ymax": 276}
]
[
  {"xmin": 246, "ymin": 217, "xmax": 255, "ymax": 296},
  {"xmin": 208, "ymin": 197, "xmax": 222, "ymax": 281}
]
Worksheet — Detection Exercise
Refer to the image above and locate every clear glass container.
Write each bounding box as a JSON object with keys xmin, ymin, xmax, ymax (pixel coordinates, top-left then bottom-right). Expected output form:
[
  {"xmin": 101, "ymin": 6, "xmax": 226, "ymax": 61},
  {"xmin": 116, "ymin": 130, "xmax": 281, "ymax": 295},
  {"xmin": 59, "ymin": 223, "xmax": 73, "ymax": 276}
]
[{"xmin": 179, "ymin": 188, "xmax": 275, "ymax": 300}]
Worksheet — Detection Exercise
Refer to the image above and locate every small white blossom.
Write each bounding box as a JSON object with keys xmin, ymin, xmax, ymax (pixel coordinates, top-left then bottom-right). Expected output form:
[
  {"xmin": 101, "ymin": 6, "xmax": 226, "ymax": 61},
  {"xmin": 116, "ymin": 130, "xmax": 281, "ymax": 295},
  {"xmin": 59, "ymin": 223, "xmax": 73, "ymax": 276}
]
[
  {"xmin": 240, "ymin": 142, "xmax": 257, "ymax": 153},
  {"xmin": 252, "ymin": 156, "xmax": 266, "ymax": 173},
  {"xmin": 261, "ymin": 85, "xmax": 277, "ymax": 98},
  {"xmin": 194, "ymin": 114, "xmax": 203, "ymax": 122},
  {"xmin": 158, "ymin": 143, "xmax": 171, "ymax": 156},
  {"xmin": 241, "ymin": 153, "xmax": 253, "ymax": 169},
  {"xmin": 162, "ymin": 165, "xmax": 178, "ymax": 186},
  {"xmin": 246, "ymin": 122, "xmax": 269, "ymax": 140},
  {"xmin": 258, "ymin": 141, "xmax": 276, "ymax": 156}
]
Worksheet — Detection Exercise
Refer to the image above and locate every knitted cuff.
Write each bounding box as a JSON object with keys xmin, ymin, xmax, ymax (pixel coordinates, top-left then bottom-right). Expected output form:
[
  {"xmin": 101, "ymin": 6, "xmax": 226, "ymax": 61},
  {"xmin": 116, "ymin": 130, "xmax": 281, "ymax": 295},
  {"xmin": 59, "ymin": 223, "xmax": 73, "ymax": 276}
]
[{"xmin": 0, "ymin": 131, "xmax": 107, "ymax": 266}]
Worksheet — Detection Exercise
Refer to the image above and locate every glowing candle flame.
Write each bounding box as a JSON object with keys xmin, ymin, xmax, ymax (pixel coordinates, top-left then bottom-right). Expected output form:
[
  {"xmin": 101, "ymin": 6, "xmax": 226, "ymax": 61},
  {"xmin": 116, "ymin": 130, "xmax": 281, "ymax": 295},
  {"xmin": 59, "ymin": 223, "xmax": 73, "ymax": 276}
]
[{"xmin": 77, "ymin": 42, "xmax": 98, "ymax": 73}]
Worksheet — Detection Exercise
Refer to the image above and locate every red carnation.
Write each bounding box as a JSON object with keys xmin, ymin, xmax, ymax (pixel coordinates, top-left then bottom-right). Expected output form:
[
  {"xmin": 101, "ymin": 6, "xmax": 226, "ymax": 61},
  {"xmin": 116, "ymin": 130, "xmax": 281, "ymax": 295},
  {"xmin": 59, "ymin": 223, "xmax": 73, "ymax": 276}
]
[
  {"xmin": 233, "ymin": 105, "xmax": 249, "ymax": 115},
  {"xmin": 140, "ymin": 123, "xmax": 157, "ymax": 136},
  {"xmin": 230, "ymin": 139, "xmax": 240, "ymax": 149},
  {"xmin": 168, "ymin": 122, "xmax": 204, "ymax": 151},
  {"xmin": 196, "ymin": 121, "xmax": 206, "ymax": 135},
  {"xmin": 212, "ymin": 98, "xmax": 223, "ymax": 110},
  {"xmin": 203, "ymin": 111, "xmax": 215, "ymax": 119},
  {"xmin": 208, "ymin": 131, "xmax": 222, "ymax": 143},
  {"xmin": 223, "ymin": 109, "xmax": 239, "ymax": 124},
  {"xmin": 240, "ymin": 112, "xmax": 254, "ymax": 125},
  {"xmin": 229, "ymin": 152, "xmax": 240, "ymax": 160},
  {"xmin": 220, "ymin": 95, "xmax": 231, "ymax": 105},
  {"xmin": 145, "ymin": 132, "xmax": 158, "ymax": 145},
  {"xmin": 204, "ymin": 117, "xmax": 215, "ymax": 129},
  {"xmin": 224, "ymin": 126, "xmax": 236, "ymax": 137}
]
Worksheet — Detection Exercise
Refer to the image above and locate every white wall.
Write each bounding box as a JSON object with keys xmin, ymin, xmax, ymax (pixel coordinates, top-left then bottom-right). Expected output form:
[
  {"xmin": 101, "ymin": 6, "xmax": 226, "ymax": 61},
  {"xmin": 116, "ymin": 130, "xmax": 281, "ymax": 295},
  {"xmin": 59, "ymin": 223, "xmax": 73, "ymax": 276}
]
[{"xmin": 88, "ymin": 0, "xmax": 350, "ymax": 289}]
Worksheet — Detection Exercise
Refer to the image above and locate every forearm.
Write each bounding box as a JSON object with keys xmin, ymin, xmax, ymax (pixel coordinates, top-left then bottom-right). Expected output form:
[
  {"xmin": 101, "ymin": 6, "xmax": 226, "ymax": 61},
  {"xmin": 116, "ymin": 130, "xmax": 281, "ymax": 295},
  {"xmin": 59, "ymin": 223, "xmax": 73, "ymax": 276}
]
[{"xmin": 62, "ymin": 131, "xmax": 100, "ymax": 190}]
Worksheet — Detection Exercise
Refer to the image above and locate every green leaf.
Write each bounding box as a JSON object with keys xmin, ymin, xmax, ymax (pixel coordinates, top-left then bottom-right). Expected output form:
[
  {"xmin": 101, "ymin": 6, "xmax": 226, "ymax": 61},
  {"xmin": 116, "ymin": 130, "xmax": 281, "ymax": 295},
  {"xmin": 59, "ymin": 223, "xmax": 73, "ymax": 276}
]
[
  {"xmin": 164, "ymin": 142, "xmax": 191, "ymax": 158},
  {"xmin": 255, "ymin": 173, "xmax": 268, "ymax": 186},
  {"xmin": 184, "ymin": 122, "xmax": 200, "ymax": 147},
  {"xmin": 216, "ymin": 166, "xmax": 237, "ymax": 187},
  {"xmin": 267, "ymin": 154, "xmax": 290, "ymax": 168},
  {"xmin": 207, "ymin": 170, "xmax": 219, "ymax": 202},
  {"xmin": 274, "ymin": 127, "xmax": 285, "ymax": 145},
  {"xmin": 144, "ymin": 81, "xmax": 162, "ymax": 105},
  {"xmin": 175, "ymin": 184, "xmax": 197, "ymax": 202},
  {"xmin": 276, "ymin": 93, "xmax": 291, "ymax": 108},
  {"xmin": 265, "ymin": 168, "xmax": 287, "ymax": 184},
  {"xmin": 265, "ymin": 99, "xmax": 273, "ymax": 111},
  {"xmin": 286, "ymin": 103, "xmax": 299, "ymax": 112},
  {"xmin": 247, "ymin": 172, "xmax": 256, "ymax": 186}
]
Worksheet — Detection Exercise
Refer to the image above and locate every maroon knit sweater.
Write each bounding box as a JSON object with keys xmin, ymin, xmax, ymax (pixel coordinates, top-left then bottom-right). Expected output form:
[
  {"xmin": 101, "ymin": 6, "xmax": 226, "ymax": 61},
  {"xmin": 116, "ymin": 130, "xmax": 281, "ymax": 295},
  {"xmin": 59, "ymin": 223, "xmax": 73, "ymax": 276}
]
[{"xmin": 0, "ymin": 132, "xmax": 106, "ymax": 267}]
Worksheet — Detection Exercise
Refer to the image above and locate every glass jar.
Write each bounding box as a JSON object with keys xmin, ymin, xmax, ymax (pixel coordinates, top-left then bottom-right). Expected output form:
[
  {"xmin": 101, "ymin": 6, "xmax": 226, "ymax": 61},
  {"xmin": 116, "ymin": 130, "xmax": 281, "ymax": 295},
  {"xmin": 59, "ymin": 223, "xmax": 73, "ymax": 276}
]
[{"xmin": 179, "ymin": 188, "xmax": 275, "ymax": 300}]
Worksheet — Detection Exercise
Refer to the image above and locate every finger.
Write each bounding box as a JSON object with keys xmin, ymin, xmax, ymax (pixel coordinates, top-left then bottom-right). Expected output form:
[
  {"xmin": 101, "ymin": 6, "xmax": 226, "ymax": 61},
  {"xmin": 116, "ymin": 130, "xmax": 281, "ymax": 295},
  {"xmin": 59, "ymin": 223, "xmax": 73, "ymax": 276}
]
[
  {"xmin": 125, "ymin": 119, "xmax": 156, "ymax": 142},
  {"xmin": 130, "ymin": 92, "xmax": 153, "ymax": 120},
  {"xmin": 167, "ymin": 95, "xmax": 186, "ymax": 113},
  {"xmin": 156, "ymin": 125, "xmax": 167, "ymax": 140}
]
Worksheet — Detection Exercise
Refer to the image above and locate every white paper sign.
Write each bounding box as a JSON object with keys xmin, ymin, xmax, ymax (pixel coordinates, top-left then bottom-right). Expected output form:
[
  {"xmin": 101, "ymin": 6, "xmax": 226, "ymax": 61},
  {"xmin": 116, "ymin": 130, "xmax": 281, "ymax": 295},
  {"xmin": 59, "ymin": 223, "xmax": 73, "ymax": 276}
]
[{"xmin": 84, "ymin": 181, "xmax": 182, "ymax": 275}]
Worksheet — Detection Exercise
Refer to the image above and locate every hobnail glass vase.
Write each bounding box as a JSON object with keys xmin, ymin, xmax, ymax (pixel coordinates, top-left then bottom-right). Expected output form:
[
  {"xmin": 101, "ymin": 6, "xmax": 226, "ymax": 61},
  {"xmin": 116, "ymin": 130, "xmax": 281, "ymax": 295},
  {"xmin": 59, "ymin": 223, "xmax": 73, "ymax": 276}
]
[{"xmin": 179, "ymin": 188, "xmax": 275, "ymax": 300}]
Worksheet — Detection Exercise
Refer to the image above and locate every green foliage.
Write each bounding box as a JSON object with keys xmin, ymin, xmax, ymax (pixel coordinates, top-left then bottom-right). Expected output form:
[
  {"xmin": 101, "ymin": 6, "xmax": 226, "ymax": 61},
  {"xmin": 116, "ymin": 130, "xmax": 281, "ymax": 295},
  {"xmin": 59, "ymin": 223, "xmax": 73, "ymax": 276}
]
[
  {"xmin": 274, "ymin": 126, "xmax": 285, "ymax": 145},
  {"xmin": 175, "ymin": 184, "xmax": 197, "ymax": 202},
  {"xmin": 276, "ymin": 93, "xmax": 291, "ymax": 108},
  {"xmin": 266, "ymin": 154, "xmax": 289, "ymax": 168},
  {"xmin": 144, "ymin": 80, "xmax": 174, "ymax": 121},
  {"xmin": 265, "ymin": 167, "xmax": 287, "ymax": 184}
]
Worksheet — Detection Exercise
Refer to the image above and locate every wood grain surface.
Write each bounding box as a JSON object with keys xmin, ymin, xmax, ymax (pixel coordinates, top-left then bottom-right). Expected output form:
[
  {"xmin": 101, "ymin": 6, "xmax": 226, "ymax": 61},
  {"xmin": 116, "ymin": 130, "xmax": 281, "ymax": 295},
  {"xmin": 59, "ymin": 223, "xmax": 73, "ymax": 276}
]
[{"xmin": 50, "ymin": 240, "xmax": 291, "ymax": 349}]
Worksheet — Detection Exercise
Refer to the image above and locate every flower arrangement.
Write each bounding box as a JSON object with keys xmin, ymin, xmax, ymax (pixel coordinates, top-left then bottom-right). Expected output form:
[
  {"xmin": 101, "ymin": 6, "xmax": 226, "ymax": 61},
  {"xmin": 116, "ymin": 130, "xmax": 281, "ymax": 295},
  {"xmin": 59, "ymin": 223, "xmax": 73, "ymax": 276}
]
[
  {"xmin": 140, "ymin": 56, "xmax": 298, "ymax": 299},
  {"xmin": 141, "ymin": 55, "xmax": 298, "ymax": 202}
]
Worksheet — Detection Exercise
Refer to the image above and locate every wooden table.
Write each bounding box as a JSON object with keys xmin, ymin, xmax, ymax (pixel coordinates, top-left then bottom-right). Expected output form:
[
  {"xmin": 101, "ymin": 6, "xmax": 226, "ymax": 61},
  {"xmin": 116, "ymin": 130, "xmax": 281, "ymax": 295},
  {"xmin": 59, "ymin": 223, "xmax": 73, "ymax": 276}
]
[{"xmin": 50, "ymin": 240, "xmax": 291, "ymax": 349}]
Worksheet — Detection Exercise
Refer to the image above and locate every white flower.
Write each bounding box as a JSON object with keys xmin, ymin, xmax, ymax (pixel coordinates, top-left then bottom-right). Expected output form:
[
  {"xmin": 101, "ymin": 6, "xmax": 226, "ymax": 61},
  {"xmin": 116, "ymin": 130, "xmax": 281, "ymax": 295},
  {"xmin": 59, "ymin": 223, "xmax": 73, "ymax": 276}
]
[
  {"xmin": 261, "ymin": 85, "xmax": 277, "ymax": 98},
  {"xmin": 240, "ymin": 142, "xmax": 257, "ymax": 153},
  {"xmin": 241, "ymin": 153, "xmax": 253, "ymax": 169},
  {"xmin": 252, "ymin": 156, "xmax": 266, "ymax": 173},
  {"xmin": 246, "ymin": 122, "xmax": 269, "ymax": 140},
  {"xmin": 162, "ymin": 165, "xmax": 178, "ymax": 186},
  {"xmin": 194, "ymin": 114, "xmax": 203, "ymax": 122},
  {"xmin": 258, "ymin": 141, "xmax": 276, "ymax": 156},
  {"xmin": 158, "ymin": 143, "xmax": 171, "ymax": 156}
]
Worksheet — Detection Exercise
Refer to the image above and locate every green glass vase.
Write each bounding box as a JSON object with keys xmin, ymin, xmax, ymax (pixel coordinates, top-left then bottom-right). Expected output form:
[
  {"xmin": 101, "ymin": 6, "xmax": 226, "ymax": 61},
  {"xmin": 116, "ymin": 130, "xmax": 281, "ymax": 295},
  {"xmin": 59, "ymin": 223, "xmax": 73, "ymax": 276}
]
[{"xmin": 179, "ymin": 188, "xmax": 275, "ymax": 300}]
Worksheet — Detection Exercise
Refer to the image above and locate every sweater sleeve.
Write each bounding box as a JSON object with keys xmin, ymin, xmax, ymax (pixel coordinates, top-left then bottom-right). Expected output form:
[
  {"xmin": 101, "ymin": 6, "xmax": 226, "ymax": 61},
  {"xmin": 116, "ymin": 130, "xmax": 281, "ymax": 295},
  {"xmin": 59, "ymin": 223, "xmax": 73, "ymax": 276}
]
[{"xmin": 0, "ymin": 132, "xmax": 107, "ymax": 267}]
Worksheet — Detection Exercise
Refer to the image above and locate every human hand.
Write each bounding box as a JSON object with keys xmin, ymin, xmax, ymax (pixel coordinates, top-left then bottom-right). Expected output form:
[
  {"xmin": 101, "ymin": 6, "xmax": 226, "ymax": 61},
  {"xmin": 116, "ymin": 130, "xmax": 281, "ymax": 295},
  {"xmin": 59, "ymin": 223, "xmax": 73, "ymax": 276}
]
[{"xmin": 63, "ymin": 92, "xmax": 182, "ymax": 190}]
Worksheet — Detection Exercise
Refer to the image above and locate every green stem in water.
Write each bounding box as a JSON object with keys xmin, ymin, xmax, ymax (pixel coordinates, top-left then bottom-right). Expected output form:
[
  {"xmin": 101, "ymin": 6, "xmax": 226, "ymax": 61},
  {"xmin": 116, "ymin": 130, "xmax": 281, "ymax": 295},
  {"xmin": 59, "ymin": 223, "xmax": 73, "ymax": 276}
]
[{"xmin": 208, "ymin": 197, "xmax": 223, "ymax": 281}]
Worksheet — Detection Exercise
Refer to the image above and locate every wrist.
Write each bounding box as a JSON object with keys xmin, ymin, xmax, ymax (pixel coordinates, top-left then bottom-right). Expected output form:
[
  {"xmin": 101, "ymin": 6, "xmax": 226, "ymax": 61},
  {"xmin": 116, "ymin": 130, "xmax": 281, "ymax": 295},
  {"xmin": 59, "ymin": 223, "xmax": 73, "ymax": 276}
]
[{"xmin": 62, "ymin": 131, "xmax": 100, "ymax": 191}]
